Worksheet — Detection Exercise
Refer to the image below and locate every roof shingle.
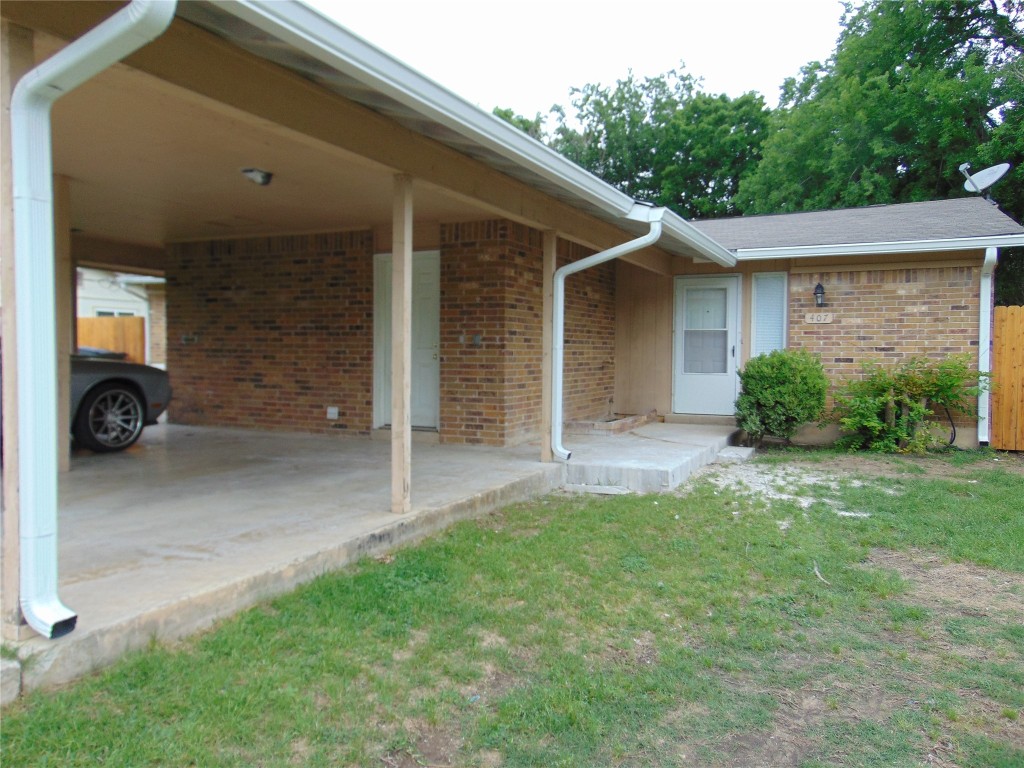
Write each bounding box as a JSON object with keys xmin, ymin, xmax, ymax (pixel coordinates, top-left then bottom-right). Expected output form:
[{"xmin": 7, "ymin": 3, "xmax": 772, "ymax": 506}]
[{"xmin": 691, "ymin": 198, "xmax": 1024, "ymax": 251}]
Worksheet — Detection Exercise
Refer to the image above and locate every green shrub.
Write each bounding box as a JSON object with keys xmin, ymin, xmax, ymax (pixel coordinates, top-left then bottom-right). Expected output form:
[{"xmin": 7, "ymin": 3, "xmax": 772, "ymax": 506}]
[
  {"xmin": 830, "ymin": 354, "xmax": 987, "ymax": 453},
  {"xmin": 735, "ymin": 349, "xmax": 828, "ymax": 446}
]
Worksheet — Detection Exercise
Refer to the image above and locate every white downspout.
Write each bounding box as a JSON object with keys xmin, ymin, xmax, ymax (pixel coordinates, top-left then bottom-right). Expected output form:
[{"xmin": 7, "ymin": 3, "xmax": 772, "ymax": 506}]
[
  {"xmin": 978, "ymin": 247, "xmax": 997, "ymax": 446},
  {"xmin": 11, "ymin": 0, "xmax": 177, "ymax": 639},
  {"xmin": 552, "ymin": 206, "xmax": 666, "ymax": 461}
]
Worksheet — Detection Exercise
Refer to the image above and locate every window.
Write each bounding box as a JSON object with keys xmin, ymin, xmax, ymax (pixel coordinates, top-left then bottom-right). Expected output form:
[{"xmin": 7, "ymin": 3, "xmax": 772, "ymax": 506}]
[{"xmin": 751, "ymin": 273, "xmax": 787, "ymax": 357}]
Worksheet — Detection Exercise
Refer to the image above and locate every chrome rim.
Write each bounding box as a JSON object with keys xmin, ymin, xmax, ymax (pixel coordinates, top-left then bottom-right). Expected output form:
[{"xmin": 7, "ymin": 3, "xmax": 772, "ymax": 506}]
[{"xmin": 87, "ymin": 389, "xmax": 143, "ymax": 448}]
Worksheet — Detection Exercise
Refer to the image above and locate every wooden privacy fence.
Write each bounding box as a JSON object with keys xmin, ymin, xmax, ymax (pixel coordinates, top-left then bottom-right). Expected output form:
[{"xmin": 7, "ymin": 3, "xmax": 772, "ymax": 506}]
[
  {"xmin": 77, "ymin": 316, "xmax": 146, "ymax": 364},
  {"xmin": 990, "ymin": 305, "xmax": 1023, "ymax": 451}
]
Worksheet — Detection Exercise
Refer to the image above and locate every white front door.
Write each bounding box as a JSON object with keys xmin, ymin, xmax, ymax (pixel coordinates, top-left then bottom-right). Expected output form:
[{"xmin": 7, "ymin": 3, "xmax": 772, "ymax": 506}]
[
  {"xmin": 374, "ymin": 251, "xmax": 440, "ymax": 429},
  {"xmin": 672, "ymin": 275, "xmax": 741, "ymax": 415}
]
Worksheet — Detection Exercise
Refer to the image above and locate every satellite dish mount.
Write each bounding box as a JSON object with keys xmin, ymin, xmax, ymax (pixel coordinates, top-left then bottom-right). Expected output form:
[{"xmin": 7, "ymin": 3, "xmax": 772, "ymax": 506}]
[{"xmin": 959, "ymin": 162, "xmax": 1010, "ymax": 204}]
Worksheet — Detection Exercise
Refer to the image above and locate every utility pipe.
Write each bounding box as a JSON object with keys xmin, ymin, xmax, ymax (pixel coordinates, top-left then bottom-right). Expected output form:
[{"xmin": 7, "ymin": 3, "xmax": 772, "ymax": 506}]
[
  {"xmin": 977, "ymin": 247, "xmax": 997, "ymax": 446},
  {"xmin": 11, "ymin": 0, "xmax": 177, "ymax": 639},
  {"xmin": 551, "ymin": 206, "xmax": 666, "ymax": 461}
]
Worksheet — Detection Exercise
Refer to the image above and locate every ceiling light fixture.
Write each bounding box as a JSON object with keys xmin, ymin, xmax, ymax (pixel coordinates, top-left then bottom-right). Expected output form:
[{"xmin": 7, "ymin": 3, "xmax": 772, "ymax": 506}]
[{"xmin": 241, "ymin": 167, "xmax": 273, "ymax": 186}]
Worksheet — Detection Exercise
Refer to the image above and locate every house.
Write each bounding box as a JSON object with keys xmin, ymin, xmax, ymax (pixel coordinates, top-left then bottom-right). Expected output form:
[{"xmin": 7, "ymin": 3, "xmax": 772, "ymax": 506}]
[
  {"xmin": 2, "ymin": 0, "xmax": 1023, "ymax": 649},
  {"xmin": 76, "ymin": 267, "xmax": 167, "ymax": 366}
]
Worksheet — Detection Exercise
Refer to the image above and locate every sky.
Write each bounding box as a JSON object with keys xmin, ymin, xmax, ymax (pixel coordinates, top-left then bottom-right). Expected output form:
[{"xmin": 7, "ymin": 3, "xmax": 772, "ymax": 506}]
[{"xmin": 304, "ymin": 0, "xmax": 848, "ymax": 119}]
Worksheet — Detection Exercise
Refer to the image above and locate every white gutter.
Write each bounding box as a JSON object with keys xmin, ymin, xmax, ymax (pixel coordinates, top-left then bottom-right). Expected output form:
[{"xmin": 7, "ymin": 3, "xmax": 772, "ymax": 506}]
[
  {"xmin": 552, "ymin": 206, "xmax": 666, "ymax": 461},
  {"xmin": 735, "ymin": 234, "xmax": 1024, "ymax": 260},
  {"xmin": 11, "ymin": 0, "xmax": 177, "ymax": 639},
  {"xmin": 978, "ymin": 247, "xmax": 998, "ymax": 445}
]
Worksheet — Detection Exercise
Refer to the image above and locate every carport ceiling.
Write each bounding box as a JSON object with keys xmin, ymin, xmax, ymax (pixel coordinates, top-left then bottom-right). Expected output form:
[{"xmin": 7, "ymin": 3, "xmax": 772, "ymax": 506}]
[{"xmin": 43, "ymin": 33, "xmax": 489, "ymax": 248}]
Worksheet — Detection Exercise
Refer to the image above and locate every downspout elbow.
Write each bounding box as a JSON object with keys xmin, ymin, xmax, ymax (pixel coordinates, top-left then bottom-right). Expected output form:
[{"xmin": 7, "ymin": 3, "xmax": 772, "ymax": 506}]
[
  {"xmin": 551, "ymin": 208, "xmax": 666, "ymax": 461},
  {"xmin": 12, "ymin": 0, "xmax": 176, "ymax": 640}
]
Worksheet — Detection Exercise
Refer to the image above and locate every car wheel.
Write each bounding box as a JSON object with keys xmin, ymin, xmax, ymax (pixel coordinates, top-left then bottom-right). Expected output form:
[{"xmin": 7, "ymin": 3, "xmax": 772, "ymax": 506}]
[{"xmin": 73, "ymin": 383, "xmax": 145, "ymax": 452}]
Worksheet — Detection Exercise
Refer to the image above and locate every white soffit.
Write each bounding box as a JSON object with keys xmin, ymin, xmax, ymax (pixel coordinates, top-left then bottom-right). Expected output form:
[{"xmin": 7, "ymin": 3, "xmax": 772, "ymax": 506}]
[{"xmin": 175, "ymin": 1, "xmax": 736, "ymax": 267}]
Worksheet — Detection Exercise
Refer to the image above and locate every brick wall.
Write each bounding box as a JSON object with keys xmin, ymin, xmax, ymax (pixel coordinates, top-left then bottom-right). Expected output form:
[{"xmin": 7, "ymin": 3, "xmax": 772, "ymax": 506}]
[
  {"xmin": 166, "ymin": 231, "xmax": 375, "ymax": 434},
  {"xmin": 167, "ymin": 222, "xmax": 613, "ymax": 446},
  {"xmin": 438, "ymin": 222, "xmax": 614, "ymax": 445},
  {"xmin": 560, "ymin": 241, "xmax": 617, "ymax": 422},
  {"xmin": 789, "ymin": 263, "xmax": 981, "ymax": 430},
  {"xmin": 439, "ymin": 220, "xmax": 549, "ymax": 446},
  {"xmin": 146, "ymin": 284, "xmax": 166, "ymax": 366}
]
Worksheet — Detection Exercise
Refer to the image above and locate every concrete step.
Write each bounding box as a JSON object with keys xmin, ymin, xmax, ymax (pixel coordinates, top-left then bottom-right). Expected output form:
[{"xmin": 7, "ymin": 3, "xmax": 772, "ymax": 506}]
[{"xmin": 562, "ymin": 423, "xmax": 738, "ymax": 494}]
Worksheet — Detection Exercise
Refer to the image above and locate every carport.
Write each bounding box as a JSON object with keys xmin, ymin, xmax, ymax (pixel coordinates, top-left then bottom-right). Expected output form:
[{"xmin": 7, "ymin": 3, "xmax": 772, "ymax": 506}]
[{"xmin": 1, "ymin": 0, "xmax": 735, "ymax": 655}]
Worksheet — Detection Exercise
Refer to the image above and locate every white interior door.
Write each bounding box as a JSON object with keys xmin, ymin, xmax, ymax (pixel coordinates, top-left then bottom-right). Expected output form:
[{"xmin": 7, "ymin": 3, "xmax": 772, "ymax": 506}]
[
  {"xmin": 374, "ymin": 251, "xmax": 440, "ymax": 429},
  {"xmin": 672, "ymin": 275, "xmax": 740, "ymax": 415}
]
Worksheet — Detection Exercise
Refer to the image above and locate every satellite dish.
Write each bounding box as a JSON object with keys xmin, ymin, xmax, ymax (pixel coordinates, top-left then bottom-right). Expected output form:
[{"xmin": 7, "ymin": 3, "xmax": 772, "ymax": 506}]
[{"xmin": 959, "ymin": 162, "xmax": 1010, "ymax": 199}]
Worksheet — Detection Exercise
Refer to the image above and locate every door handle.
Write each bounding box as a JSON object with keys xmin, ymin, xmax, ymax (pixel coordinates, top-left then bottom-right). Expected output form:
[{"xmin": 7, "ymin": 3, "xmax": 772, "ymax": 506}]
[{"xmin": 731, "ymin": 345, "xmax": 735, "ymax": 357}]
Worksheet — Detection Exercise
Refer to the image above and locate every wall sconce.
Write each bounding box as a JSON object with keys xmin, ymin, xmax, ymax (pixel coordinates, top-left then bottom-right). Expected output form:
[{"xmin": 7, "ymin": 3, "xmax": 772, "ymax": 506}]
[{"xmin": 813, "ymin": 283, "xmax": 826, "ymax": 307}]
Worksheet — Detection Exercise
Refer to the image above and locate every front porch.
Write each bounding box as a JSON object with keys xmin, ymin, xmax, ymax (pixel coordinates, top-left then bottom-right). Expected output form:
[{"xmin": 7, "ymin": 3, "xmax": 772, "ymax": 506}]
[{"xmin": 7, "ymin": 421, "xmax": 736, "ymax": 696}]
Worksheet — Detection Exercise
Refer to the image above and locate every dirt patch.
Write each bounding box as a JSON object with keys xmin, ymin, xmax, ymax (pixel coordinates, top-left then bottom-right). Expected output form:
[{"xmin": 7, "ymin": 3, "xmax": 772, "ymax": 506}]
[
  {"xmin": 866, "ymin": 549, "xmax": 1024, "ymax": 620},
  {"xmin": 383, "ymin": 719, "xmax": 464, "ymax": 768},
  {"xmin": 600, "ymin": 630, "xmax": 660, "ymax": 670}
]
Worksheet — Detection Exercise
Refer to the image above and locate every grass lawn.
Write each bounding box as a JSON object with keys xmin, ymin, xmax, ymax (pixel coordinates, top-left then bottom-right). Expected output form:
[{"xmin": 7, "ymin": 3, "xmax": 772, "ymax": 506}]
[{"xmin": 3, "ymin": 450, "xmax": 1022, "ymax": 767}]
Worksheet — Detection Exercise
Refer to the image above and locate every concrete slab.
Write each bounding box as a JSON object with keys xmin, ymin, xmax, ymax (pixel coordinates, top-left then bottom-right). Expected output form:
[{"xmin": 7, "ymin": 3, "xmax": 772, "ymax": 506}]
[
  {"xmin": 13, "ymin": 425, "xmax": 561, "ymax": 694},
  {"xmin": 563, "ymin": 423, "xmax": 736, "ymax": 493},
  {"xmin": 716, "ymin": 446, "xmax": 756, "ymax": 463},
  {"xmin": 7, "ymin": 421, "xmax": 737, "ymax": 698}
]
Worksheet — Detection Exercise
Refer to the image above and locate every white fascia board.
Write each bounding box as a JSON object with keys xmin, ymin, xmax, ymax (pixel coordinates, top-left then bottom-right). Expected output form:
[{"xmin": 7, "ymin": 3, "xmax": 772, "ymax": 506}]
[
  {"xmin": 221, "ymin": 1, "xmax": 636, "ymax": 218},
  {"xmin": 662, "ymin": 212, "xmax": 736, "ymax": 267},
  {"xmin": 735, "ymin": 233, "xmax": 1024, "ymax": 260}
]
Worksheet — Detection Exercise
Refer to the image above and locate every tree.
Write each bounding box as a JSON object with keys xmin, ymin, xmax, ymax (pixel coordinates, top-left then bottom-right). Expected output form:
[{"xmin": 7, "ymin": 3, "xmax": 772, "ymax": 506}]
[
  {"xmin": 542, "ymin": 70, "xmax": 770, "ymax": 219},
  {"xmin": 655, "ymin": 91, "xmax": 771, "ymax": 218},
  {"xmin": 548, "ymin": 70, "xmax": 696, "ymax": 202},
  {"xmin": 491, "ymin": 107, "xmax": 546, "ymax": 141},
  {"xmin": 739, "ymin": 0, "xmax": 1024, "ymax": 220}
]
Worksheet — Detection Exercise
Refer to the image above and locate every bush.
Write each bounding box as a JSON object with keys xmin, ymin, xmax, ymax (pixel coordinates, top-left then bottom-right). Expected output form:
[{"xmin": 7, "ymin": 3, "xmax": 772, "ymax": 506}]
[
  {"xmin": 735, "ymin": 349, "xmax": 828, "ymax": 446},
  {"xmin": 830, "ymin": 354, "xmax": 987, "ymax": 453}
]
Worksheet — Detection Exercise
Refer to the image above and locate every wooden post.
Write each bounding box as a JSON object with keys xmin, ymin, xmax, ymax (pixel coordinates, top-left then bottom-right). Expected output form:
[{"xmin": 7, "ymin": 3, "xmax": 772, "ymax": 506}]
[
  {"xmin": 1, "ymin": 20, "xmax": 34, "ymax": 640},
  {"xmin": 541, "ymin": 230, "xmax": 557, "ymax": 462},
  {"xmin": 55, "ymin": 175, "xmax": 72, "ymax": 473},
  {"xmin": 391, "ymin": 175, "xmax": 413, "ymax": 513}
]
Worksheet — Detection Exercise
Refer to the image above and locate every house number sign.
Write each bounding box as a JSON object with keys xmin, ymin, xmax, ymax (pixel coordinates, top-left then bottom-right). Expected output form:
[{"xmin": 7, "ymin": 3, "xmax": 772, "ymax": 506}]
[{"xmin": 804, "ymin": 312, "xmax": 835, "ymax": 324}]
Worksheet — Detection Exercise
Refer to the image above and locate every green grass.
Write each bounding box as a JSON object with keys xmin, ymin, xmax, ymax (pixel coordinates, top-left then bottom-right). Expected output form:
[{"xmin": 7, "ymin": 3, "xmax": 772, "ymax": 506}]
[{"xmin": 2, "ymin": 454, "xmax": 1022, "ymax": 767}]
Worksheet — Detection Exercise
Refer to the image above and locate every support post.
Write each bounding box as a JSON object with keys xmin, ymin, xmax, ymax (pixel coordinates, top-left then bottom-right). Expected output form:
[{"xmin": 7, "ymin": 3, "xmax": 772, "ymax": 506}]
[
  {"xmin": 541, "ymin": 230, "xmax": 557, "ymax": 462},
  {"xmin": 391, "ymin": 175, "xmax": 413, "ymax": 513},
  {"xmin": 1, "ymin": 20, "xmax": 34, "ymax": 641},
  {"xmin": 55, "ymin": 175, "xmax": 73, "ymax": 473}
]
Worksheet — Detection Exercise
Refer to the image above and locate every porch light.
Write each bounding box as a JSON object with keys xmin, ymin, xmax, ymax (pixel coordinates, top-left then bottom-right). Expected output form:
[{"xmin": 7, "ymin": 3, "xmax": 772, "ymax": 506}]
[
  {"xmin": 813, "ymin": 283, "xmax": 826, "ymax": 307},
  {"xmin": 241, "ymin": 167, "xmax": 273, "ymax": 186}
]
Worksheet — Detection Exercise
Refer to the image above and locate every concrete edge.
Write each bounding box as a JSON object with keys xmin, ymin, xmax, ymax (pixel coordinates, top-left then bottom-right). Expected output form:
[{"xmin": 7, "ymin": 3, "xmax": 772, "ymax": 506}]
[
  {"xmin": 1, "ymin": 657, "xmax": 21, "ymax": 707},
  {"xmin": 15, "ymin": 464, "xmax": 564, "ymax": 695}
]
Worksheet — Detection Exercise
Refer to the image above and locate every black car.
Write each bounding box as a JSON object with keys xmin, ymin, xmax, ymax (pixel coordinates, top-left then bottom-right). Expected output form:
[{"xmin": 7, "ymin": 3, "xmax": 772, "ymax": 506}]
[{"xmin": 69, "ymin": 356, "xmax": 172, "ymax": 451}]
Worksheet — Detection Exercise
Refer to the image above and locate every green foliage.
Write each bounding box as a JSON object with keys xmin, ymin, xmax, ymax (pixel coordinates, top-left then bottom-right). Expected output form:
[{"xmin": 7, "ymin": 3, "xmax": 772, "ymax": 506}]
[
  {"xmin": 831, "ymin": 355, "xmax": 987, "ymax": 452},
  {"xmin": 495, "ymin": 68, "xmax": 771, "ymax": 220},
  {"xmin": 548, "ymin": 69, "xmax": 697, "ymax": 203},
  {"xmin": 994, "ymin": 247, "xmax": 1024, "ymax": 306},
  {"xmin": 654, "ymin": 91, "xmax": 771, "ymax": 218},
  {"xmin": 735, "ymin": 349, "xmax": 828, "ymax": 444},
  {"xmin": 739, "ymin": 0, "xmax": 1024, "ymax": 221},
  {"xmin": 492, "ymin": 107, "xmax": 546, "ymax": 141}
]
